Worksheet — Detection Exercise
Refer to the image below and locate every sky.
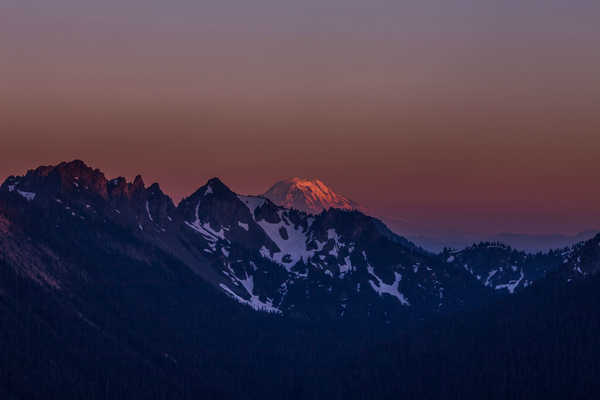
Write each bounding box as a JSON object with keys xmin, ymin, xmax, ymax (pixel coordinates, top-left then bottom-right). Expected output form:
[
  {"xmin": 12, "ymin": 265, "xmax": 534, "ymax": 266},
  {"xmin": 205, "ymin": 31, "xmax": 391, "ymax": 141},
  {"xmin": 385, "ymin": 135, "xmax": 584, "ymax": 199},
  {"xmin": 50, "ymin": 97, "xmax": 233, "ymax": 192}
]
[{"xmin": 1, "ymin": 0, "xmax": 599, "ymax": 240}]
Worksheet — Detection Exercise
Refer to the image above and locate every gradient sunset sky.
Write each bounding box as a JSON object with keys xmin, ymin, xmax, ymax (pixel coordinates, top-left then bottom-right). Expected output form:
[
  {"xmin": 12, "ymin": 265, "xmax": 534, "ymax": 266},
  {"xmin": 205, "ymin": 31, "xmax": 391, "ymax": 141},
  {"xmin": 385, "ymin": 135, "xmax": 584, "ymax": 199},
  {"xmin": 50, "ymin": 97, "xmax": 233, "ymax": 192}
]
[{"xmin": 1, "ymin": 0, "xmax": 599, "ymax": 237}]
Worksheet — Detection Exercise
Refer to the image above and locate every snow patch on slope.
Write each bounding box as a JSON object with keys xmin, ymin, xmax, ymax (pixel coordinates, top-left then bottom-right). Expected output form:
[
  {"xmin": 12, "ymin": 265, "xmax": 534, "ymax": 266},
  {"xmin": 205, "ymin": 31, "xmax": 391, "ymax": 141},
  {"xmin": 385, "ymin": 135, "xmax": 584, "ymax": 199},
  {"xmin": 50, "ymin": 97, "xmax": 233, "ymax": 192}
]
[
  {"xmin": 338, "ymin": 256, "xmax": 354, "ymax": 278},
  {"xmin": 17, "ymin": 190, "xmax": 36, "ymax": 201},
  {"xmin": 219, "ymin": 271, "xmax": 281, "ymax": 314},
  {"xmin": 184, "ymin": 199, "xmax": 227, "ymax": 248},
  {"xmin": 495, "ymin": 270, "xmax": 525, "ymax": 294},
  {"xmin": 237, "ymin": 197, "xmax": 328, "ymax": 272},
  {"xmin": 255, "ymin": 212, "xmax": 320, "ymax": 269},
  {"xmin": 145, "ymin": 201, "xmax": 153, "ymax": 221},
  {"xmin": 366, "ymin": 260, "xmax": 410, "ymax": 306}
]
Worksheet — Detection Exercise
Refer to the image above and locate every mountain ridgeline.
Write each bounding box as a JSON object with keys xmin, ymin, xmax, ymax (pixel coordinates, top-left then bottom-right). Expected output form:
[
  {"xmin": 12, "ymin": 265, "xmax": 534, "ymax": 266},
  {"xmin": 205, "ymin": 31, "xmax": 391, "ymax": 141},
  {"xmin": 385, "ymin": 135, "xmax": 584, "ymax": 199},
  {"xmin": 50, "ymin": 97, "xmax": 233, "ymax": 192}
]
[
  {"xmin": 1, "ymin": 160, "xmax": 571, "ymax": 320},
  {"xmin": 1, "ymin": 160, "xmax": 600, "ymax": 399}
]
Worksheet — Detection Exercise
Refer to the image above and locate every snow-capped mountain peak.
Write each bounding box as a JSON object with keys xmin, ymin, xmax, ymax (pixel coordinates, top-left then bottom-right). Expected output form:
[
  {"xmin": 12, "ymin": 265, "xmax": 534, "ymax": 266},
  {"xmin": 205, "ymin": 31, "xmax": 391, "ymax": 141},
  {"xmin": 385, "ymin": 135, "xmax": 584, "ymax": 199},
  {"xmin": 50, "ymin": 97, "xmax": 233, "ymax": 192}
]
[{"xmin": 262, "ymin": 177, "xmax": 360, "ymax": 215}]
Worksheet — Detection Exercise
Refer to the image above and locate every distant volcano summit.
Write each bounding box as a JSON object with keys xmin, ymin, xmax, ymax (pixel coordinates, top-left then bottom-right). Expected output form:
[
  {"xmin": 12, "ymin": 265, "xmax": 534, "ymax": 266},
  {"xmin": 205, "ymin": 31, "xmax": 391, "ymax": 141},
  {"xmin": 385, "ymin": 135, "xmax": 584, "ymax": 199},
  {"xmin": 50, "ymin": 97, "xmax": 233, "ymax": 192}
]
[{"xmin": 262, "ymin": 177, "xmax": 360, "ymax": 215}]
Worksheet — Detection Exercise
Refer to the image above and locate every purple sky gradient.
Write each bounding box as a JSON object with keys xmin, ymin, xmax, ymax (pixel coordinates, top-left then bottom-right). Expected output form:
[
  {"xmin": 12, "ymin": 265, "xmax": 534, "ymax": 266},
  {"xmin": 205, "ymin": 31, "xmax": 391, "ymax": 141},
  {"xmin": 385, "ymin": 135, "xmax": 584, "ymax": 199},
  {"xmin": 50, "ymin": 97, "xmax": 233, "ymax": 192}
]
[{"xmin": 1, "ymin": 0, "xmax": 599, "ymax": 237}]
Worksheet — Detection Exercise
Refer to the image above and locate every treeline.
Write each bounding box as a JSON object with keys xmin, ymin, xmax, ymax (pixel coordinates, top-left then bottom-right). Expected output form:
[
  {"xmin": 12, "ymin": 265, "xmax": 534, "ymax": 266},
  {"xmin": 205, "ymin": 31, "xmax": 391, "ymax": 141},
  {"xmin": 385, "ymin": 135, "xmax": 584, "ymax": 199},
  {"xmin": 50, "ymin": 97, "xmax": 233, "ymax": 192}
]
[
  {"xmin": 329, "ymin": 274, "xmax": 600, "ymax": 399},
  {"xmin": 2, "ymin": 231, "xmax": 600, "ymax": 399}
]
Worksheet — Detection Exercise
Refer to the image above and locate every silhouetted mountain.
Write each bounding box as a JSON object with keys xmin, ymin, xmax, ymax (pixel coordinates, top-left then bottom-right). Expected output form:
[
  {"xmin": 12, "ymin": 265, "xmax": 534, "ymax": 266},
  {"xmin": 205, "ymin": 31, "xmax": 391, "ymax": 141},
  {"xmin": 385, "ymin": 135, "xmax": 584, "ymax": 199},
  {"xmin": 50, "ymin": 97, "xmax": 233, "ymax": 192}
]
[
  {"xmin": 441, "ymin": 242, "xmax": 564, "ymax": 294},
  {"xmin": 0, "ymin": 161, "xmax": 486, "ymax": 321},
  {"xmin": 488, "ymin": 230, "xmax": 599, "ymax": 252},
  {"xmin": 1, "ymin": 160, "xmax": 600, "ymax": 399},
  {"xmin": 2, "ymin": 160, "xmax": 597, "ymax": 318},
  {"xmin": 553, "ymin": 232, "xmax": 600, "ymax": 280},
  {"xmin": 406, "ymin": 230, "xmax": 598, "ymax": 253}
]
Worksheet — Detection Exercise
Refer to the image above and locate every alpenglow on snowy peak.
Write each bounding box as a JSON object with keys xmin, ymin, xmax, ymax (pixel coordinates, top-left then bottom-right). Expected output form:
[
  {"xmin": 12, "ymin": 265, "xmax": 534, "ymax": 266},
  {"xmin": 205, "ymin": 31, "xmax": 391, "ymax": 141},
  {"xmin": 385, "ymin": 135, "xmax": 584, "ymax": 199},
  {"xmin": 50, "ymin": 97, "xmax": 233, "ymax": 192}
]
[{"xmin": 262, "ymin": 177, "xmax": 361, "ymax": 215}]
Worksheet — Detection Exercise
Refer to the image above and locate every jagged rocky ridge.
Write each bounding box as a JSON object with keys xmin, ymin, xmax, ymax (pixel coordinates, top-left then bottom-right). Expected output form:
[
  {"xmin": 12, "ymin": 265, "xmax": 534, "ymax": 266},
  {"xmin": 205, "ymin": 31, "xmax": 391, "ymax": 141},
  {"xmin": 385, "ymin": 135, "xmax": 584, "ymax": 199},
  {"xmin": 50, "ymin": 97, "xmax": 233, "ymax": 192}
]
[{"xmin": 0, "ymin": 160, "xmax": 597, "ymax": 320}]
